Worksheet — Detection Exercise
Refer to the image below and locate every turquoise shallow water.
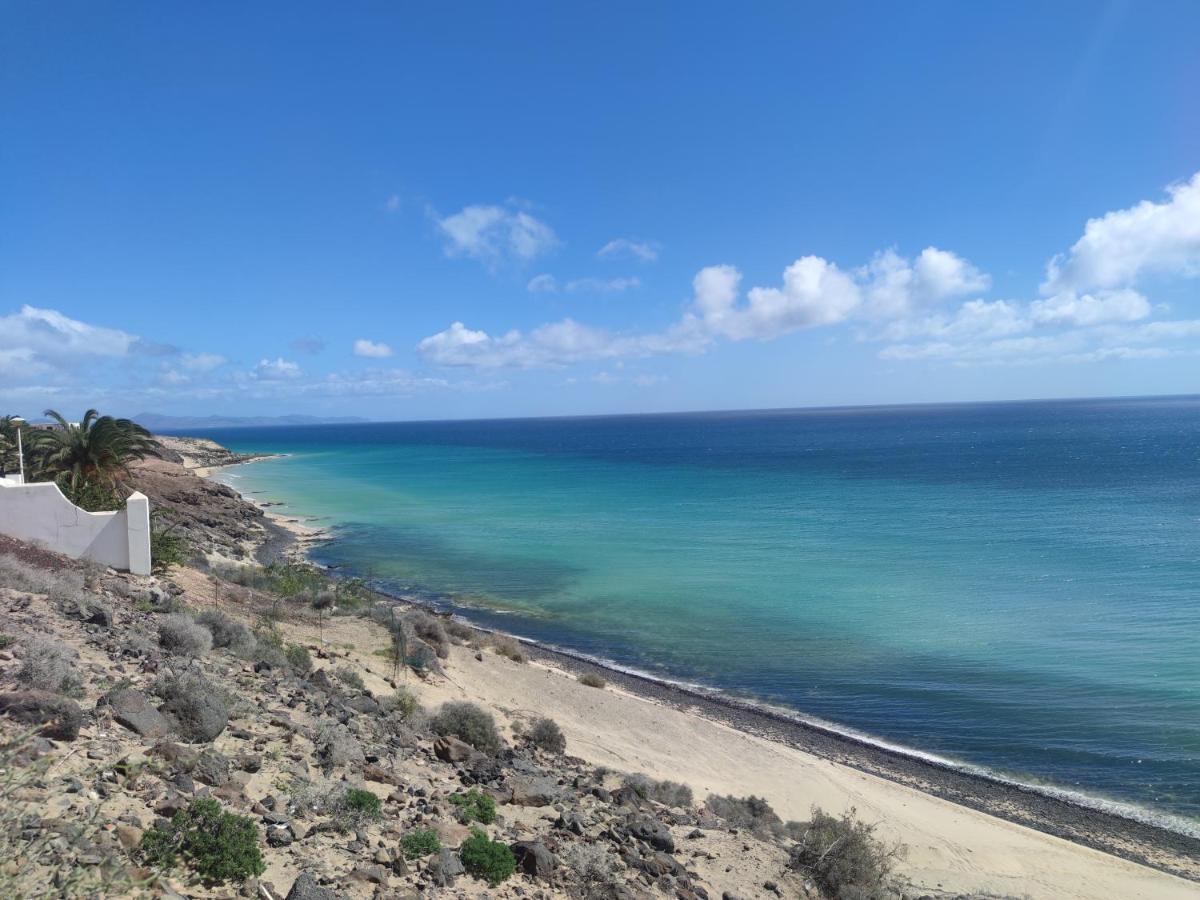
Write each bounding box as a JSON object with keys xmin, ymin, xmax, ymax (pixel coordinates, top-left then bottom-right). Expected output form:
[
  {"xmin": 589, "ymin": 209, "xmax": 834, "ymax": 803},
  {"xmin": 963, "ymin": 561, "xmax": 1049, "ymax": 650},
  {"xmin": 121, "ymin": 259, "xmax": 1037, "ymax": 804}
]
[{"xmin": 187, "ymin": 397, "xmax": 1200, "ymax": 827}]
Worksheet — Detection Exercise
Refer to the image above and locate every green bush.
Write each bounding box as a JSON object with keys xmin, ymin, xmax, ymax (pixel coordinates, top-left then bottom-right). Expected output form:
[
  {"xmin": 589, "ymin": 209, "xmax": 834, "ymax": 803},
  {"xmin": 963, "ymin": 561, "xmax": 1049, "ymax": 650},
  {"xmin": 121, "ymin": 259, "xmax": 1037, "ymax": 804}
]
[
  {"xmin": 334, "ymin": 666, "xmax": 365, "ymax": 691},
  {"xmin": 0, "ymin": 634, "xmax": 12, "ymax": 650},
  {"xmin": 788, "ymin": 807, "xmax": 901, "ymax": 900},
  {"xmin": 526, "ymin": 716, "xmax": 566, "ymax": 754},
  {"xmin": 707, "ymin": 793, "xmax": 781, "ymax": 835},
  {"xmin": 139, "ymin": 797, "xmax": 265, "ymax": 885},
  {"xmin": 625, "ymin": 774, "xmax": 693, "ymax": 808},
  {"xmin": 448, "ymin": 789, "xmax": 496, "ymax": 825},
  {"xmin": 431, "ymin": 702, "xmax": 502, "ymax": 754},
  {"xmin": 341, "ymin": 787, "xmax": 381, "ymax": 819},
  {"xmin": 150, "ymin": 512, "xmax": 188, "ymax": 573},
  {"xmin": 387, "ymin": 686, "xmax": 420, "ymax": 720},
  {"xmin": 285, "ymin": 643, "xmax": 313, "ymax": 673},
  {"xmin": 459, "ymin": 827, "xmax": 516, "ymax": 886},
  {"xmin": 400, "ymin": 827, "xmax": 442, "ymax": 859}
]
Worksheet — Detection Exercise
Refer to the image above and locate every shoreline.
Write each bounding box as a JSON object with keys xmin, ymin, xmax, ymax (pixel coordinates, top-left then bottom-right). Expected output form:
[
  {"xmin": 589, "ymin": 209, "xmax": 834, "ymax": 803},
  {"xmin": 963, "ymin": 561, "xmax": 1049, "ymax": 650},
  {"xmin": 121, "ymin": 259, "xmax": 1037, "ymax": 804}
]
[{"xmin": 208, "ymin": 457, "xmax": 1200, "ymax": 886}]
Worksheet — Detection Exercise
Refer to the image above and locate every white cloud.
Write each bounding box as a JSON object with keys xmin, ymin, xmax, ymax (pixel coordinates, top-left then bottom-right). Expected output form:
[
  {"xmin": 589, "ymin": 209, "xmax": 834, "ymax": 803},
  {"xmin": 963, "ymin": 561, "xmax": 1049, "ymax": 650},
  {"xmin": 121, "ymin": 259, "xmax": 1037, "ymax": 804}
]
[
  {"xmin": 598, "ymin": 238, "xmax": 660, "ymax": 262},
  {"xmin": 527, "ymin": 274, "xmax": 558, "ymax": 293},
  {"xmin": 1043, "ymin": 171, "xmax": 1200, "ymax": 292},
  {"xmin": 180, "ymin": 352, "xmax": 227, "ymax": 372},
  {"xmin": 353, "ymin": 339, "xmax": 394, "ymax": 358},
  {"xmin": 0, "ymin": 348, "xmax": 43, "ymax": 377},
  {"xmin": 876, "ymin": 299, "xmax": 1030, "ymax": 342},
  {"xmin": 433, "ymin": 203, "xmax": 558, "ymax": 267},
  {"xmin": 0, "ymin": 305, "xmax": 138, "ymax": 364},
  {"xmin": 860, "ymin": 247, "xmax": 990, "ymax": 319},
  {"xmin": 1029, "ymin": 289, "xmax": 1151, "ymax": 326},
  {"xmin": 385, "ymin": 194, "xmax": 401, "ymax": 213},
  {"xmin": 566, "ymin": 276, "xmax": 640, "ymax": 293},
  {"xmin": 253, "ymin": 358, "xmax": 302, "ymax": 380}
]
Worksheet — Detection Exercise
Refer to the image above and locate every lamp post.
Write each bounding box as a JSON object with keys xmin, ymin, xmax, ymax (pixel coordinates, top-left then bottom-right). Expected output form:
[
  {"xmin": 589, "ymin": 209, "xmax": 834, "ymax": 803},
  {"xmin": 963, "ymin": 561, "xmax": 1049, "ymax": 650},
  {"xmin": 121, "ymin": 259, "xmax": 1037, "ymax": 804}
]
[{"xmin": 11, "ymin": 416, "xmax": 25, "ymax": 483}]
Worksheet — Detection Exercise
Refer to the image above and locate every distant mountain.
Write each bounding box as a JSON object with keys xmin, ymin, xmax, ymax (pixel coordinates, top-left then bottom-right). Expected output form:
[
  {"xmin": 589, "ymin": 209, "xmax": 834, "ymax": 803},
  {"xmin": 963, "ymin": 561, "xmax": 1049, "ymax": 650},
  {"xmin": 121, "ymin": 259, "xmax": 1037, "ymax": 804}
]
[{"xmin": 133, "ymin": 412, "xmax": 370, "ymax": 431}]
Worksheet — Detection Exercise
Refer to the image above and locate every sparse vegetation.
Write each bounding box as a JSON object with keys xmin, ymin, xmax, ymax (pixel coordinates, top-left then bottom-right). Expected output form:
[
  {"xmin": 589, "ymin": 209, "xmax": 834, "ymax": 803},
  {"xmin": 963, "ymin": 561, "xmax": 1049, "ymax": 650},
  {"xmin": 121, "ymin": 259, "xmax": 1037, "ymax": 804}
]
[
  {"xmin": 707, "ymin": 793, "xmax": 782, "ymax": 835},
  {"xmin": 526, "ymin": 716, "xmax": 567, "ymax": 754},
  {"xmin": 155, "ymin": 668, "xmax": 229, "ymax": 742},
  {"xmin": 334, "ymin": 666, "xmax": 365, "ymax": 691},
  {"xmin": 431, "ymin": 701, "xmax": 503, "ymax": 754},
  {"xmin": 491, "ymin": 634, "xmax": 527, "ymax": 663},
  {"xmin": 285, "ymin": 643, "xmax": 313, "ymax": 673},
  {"xmin": 16, "ymin": 637, "xmax": 83, "ymax": 696},
  {"xmin": 444, "ymin": 617, "xmax": 475, "ymax": 642},
  {"xmin": 459, "ymin": 827, "xmax": 516, "ymax": 886},
  {"xmin": 139, "ymin": 797, "xmax": 265, "ymax": 885},
  {"xmin": 158, "ymin": 613, "xmax": 213, "ymax": 657},
  {"xmin": 150, "ymin": 510, "xmax": 188, "ymax": 573},
  {"xmin": 625, "ymin": 773, "xmax": 693, "ymax": 808},
  {"xmin": 386, "ymin": 686, "xmax": 420, "ymax": 720},
  {"xmin": 788, "ymin": 807, "xmax": 902, "ymax": 900},
  {"xmin": 404, "ymin": 608, "xmax": 450, "ymax": 658},
  {"xmin": 400, "ymin": 827, "xmax": 441, "ymax": 859},
  {"xmin": 195, "ymin": 609, "xmax": 256, "ymax": 655},
  {"xmin": 578, "ymin": 672, "xmax": 607, "ymax": 688},
  {"xmin": 449, "ymin": 789, "xmax": 496, "ymax": 825},
  {"xmin": 334, "ymin": 787, "xmax": 382, "ymax": 828}
]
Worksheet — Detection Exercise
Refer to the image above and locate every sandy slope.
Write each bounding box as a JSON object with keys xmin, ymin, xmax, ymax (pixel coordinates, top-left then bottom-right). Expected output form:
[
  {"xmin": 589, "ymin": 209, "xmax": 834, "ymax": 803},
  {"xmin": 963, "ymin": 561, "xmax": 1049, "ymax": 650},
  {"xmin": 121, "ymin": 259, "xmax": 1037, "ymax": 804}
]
[{"xmin": 283, "ymin": 610, "xmax": 1197, "ymax": 900}]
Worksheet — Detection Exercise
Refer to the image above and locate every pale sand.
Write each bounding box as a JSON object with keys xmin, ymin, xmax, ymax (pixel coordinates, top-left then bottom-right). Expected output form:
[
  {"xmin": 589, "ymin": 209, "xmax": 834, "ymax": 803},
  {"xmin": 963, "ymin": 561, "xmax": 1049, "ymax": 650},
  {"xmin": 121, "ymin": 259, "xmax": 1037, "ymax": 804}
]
[{"xmin": 280, "ymin": 612, "xmax": 1197, "ymax": 900}]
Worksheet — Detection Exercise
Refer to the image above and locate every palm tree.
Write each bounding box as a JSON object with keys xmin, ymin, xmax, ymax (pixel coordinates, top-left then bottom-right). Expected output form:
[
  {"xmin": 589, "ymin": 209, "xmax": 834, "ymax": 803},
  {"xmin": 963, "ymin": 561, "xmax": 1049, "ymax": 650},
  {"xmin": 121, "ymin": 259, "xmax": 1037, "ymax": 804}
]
[
  {"xmin": 26, "ymin": 409, "xmax": 159, "ymax": 503},
  {"xmin": 0, "ymin": 415, "xmax": 23, "ymax": 477}
]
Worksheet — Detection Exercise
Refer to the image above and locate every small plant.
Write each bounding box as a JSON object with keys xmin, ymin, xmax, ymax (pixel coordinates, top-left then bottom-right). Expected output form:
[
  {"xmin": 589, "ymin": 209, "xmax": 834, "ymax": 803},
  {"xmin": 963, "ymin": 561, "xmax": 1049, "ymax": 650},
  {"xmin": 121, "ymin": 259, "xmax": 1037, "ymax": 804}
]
[
  {"xmin": 150, "ymin": 510, "xmax": 188, "ymax": 573},
  {"xmin": 139, "ymin": 797, "xmax": 265, "ymax": 885},
  {"xmin": 431, "ymin": 701, "xmax": 502, "ymax": 754},
  {"xmin": 0, "ymin": 634, "xmax": 12, "ymax": 650},
  {"xmin": 158, "ymin": 614, "xmax": 213, "ymax": 658},
  {"xmin": 444, "ymin": 618, "xmax": 475, "ymax": 642},
  {"xmin": 788, "ymin": 807, "xmax": 902, "ymax": 899},
  {"xmin": 404, "ymin": 609, "xmax": 450, "ymax": 658},
  {"xmin": 449, "ymin": 789, "xmax": 496, "ymax": 825},
  {"xmin": 624, "ymin": 774, "xmax": 693, "ymax": 808},
  {"xmin": 195, "ymin": 610, "xmax": 256, "ymax": 655},
  {"xmin": 578, "ymin": 672, "xmax": 607, "ymax": 689},
  {"xmin": 490, "ymin": 635, "xmax": 526, "ymax": 663},
  {"xmin": 334, "ymin": 666, "xmax": 365, "ymax": 691},
  {"xmin": 336, "ymin": 787, "xmax": 382, "ymax": 826},
  {"xmin": 16, "ymin": 637, "xmax": 83, "ymax": 696},
  {"xmin": 400, "ymin": 827, "xmax": 442, "ymax": 859},
  {"xmin": 387, "ymin": 686, "xmax": 420, "ymax": 720},
  {"xmin": 706, "ymin": 793, "xmax": 780, "ymax": 835},
  {"xmin": 526, "ymin": 716, "xmax": 566, "ymax": 754},
  {"xmin": 459, "ymin": 827, "xmax": 516, "ymax": 886},
  {"xmin": 285, "ymin": 644, "xmax": 313, "ymax": 673},
  {"xmin": 155, "ymin": 669, "xmax": 229, "ymax": 742}
]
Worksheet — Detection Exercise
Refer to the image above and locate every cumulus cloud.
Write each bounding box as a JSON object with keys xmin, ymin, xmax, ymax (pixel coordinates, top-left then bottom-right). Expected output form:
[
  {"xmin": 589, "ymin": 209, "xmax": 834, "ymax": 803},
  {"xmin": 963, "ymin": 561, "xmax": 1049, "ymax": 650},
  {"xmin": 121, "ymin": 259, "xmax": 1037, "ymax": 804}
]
[
  {"xmin": 253, "ymin": 358, "xmax": 302, "ymax": 380},
  {"xmin": 859, "ymin": 248, "xmax": 990, "ymax": 319},
  {"xmin": 433, "ymin": 203, "xmax": 558, "ymax": 267},
  {"xmin": 0, "ymin": 305, "xmax": 138, "ymax": 364},
  {"xmin": 353, "ymin": 338, "xmax": 394, "ymax": 358},
  {"xmin": 1029, "ymin": 289, "xmax": 1151, "ymax": 326},
  {"xmin": 1043, "ymin": 171, "xmax": 1200, "ymax": 293},
  {"xmin": 598, "ymin": 238, "xmax": 660, "ymax": 262}
]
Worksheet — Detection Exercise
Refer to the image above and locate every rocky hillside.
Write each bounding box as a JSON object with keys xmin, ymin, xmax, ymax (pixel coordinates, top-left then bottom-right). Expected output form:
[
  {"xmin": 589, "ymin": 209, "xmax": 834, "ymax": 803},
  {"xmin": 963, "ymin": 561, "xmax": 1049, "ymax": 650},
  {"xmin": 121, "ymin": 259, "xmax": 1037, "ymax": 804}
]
[{"xmin": 0, "ymin": 534, "xmax": 928, "ymax": 900}]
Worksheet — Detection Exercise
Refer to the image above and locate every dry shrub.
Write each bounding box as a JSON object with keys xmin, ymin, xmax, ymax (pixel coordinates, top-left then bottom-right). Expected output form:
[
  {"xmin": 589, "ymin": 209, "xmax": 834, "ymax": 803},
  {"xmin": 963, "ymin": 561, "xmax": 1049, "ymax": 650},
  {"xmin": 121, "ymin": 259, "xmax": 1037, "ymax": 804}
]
[
  {"xmin": 16, "ymin": 637, "xmax": 82, "ymax": 696},
  {"xmin": 158, "ymin": 614, "xmax": 213, "ymax": 658},
  {"xmin": 491, "ymin": 635, "xmax": 526, "ymax": 663},
  {"xmin": 788, "ymin": 807, "xmax": 903, "ymax": 900},
  {"xmin": 624, "ymin": 773, "xmax": 693, "ymax": 808}
]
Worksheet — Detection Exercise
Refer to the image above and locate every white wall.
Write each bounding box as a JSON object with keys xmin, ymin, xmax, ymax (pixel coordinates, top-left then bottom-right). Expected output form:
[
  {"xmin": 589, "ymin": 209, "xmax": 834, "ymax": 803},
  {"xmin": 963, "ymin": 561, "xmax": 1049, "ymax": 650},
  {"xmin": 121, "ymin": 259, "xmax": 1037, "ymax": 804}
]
[{"xmin": 0, "ymin": 479, "xmax": 152, "ymax": 575}]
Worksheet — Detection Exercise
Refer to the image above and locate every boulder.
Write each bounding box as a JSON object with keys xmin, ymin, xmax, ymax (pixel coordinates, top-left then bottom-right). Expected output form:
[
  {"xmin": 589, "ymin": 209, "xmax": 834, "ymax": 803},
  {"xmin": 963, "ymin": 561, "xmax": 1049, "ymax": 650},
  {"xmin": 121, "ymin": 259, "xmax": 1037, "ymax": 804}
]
[
  {"xmin": 628, "ymin": 816, "xmax": 675, "ymax": 853},
  {"xmin": 426, "ymin": 849, "xmax": 465, "ymax": 887},
  {"xmin": 158, "ymin": 674, "xmax": 228, "ymax": 742},
  {"xmin": 511, "ymin": 840, "xmax": 556, "ymax": 878},
  {"xmin": 504, "ymin": 774, "xmax": 561, "ymax": 807},
  {"xmin": 433, "ymin": 735, "xmax": 484, "ymax": 765},
  {"xmin": 316, "ymin": 724, "xmax": 364, "ymax": 771},
  {"xmin": 285, "ymin": 873, "xmax": 343, "ymax": 900},
  {"xmin": 0, "ymin": 691, "xmax": 82, "ymax": 740},
  {"xmin": 99, "ymin": 688, "xmax": 173, "ymax": 739}
]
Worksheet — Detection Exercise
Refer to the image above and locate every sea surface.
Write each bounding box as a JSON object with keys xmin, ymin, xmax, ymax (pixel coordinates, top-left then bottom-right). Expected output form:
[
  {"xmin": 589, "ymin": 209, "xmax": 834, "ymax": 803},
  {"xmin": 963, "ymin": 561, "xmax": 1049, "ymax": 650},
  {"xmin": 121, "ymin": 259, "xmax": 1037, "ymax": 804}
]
[{"xmin": 186, "ymin": 397, "xmax": 1200, "ymax": 829}]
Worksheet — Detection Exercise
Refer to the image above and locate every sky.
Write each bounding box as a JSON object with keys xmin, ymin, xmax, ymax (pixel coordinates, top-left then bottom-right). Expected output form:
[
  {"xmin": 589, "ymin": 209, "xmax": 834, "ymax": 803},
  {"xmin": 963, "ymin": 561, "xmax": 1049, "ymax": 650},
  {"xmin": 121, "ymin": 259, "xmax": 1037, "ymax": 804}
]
[{"xmin": 2, "ymin": 1, "xmax": 1199, "ymax": 421}]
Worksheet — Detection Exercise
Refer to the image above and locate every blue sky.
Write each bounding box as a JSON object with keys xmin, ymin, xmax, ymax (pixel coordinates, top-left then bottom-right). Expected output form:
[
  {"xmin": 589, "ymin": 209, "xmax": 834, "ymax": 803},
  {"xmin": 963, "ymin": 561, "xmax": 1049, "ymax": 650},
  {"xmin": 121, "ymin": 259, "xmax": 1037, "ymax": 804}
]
[{"xmin": 2, "ymin": 2, "xmax": 1198, "ymax": 420}]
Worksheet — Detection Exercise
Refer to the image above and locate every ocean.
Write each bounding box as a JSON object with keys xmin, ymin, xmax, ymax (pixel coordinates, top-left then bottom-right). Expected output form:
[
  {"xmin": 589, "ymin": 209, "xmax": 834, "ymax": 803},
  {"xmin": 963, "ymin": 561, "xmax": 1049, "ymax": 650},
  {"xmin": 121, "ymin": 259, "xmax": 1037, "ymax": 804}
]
[{"xmin": 187, "ymin": 396, "xmax": 1200, "ymax": 830}]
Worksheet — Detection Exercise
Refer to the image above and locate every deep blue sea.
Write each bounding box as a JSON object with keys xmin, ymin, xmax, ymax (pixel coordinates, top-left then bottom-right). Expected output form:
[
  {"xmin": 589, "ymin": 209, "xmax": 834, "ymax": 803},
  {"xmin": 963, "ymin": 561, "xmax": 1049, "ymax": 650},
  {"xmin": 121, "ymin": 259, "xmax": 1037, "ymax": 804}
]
[{"xmin": 188, "ymin": 397, "xmax": 1200, "ymax": 830}]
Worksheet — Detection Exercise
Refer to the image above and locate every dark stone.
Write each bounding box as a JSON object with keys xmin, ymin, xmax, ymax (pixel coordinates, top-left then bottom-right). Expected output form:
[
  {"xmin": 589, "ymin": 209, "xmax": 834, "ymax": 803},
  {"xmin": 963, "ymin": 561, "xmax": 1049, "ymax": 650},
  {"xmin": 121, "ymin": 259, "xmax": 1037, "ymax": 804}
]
[
  {"xmin": 192, "ymin": 750, "xmax": 232, "ymax": 787},
  {"xmin": 511, "ymin": 840, "xmax": 556, "ymax": 878},
  {"xmin": 100, "ymin": 688, "xmax": 173, "ymax": 739},
  {"xmin": 628, "ymin": 816, "xmax": 675, "ymax": 853},
  {"xmin": 285, "ymin": 872, "xmax": 343, "ymax": 900},
  {"xmin": 0, "ymin": 691, "xmax": 83, "ymax": 740},
  {"xmin": 159, "ymin": 676, "xmax": 229, "ymax": 742},
  {"xmin": 556, "ymin": 809, "xmax": 586, "ymax": 835},
  {"xmin": 426, "ymin": 848, "xmax": 465, "ymax": 887},
  {"xmin": 316, "ymin": 725, "xmax": 364, "ymax": 771},
  {"xmin": 504, "ymin": 774, "xmax": 561, "ymax": 807}
]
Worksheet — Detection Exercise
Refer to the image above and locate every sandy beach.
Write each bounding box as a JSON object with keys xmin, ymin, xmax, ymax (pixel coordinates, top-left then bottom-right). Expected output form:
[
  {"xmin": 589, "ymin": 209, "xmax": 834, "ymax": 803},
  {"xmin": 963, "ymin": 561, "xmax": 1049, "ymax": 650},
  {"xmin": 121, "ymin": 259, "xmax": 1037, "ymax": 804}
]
[{"xmin": 195, "ymin": 460, "xmax": 1200, "ymax": 900}]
